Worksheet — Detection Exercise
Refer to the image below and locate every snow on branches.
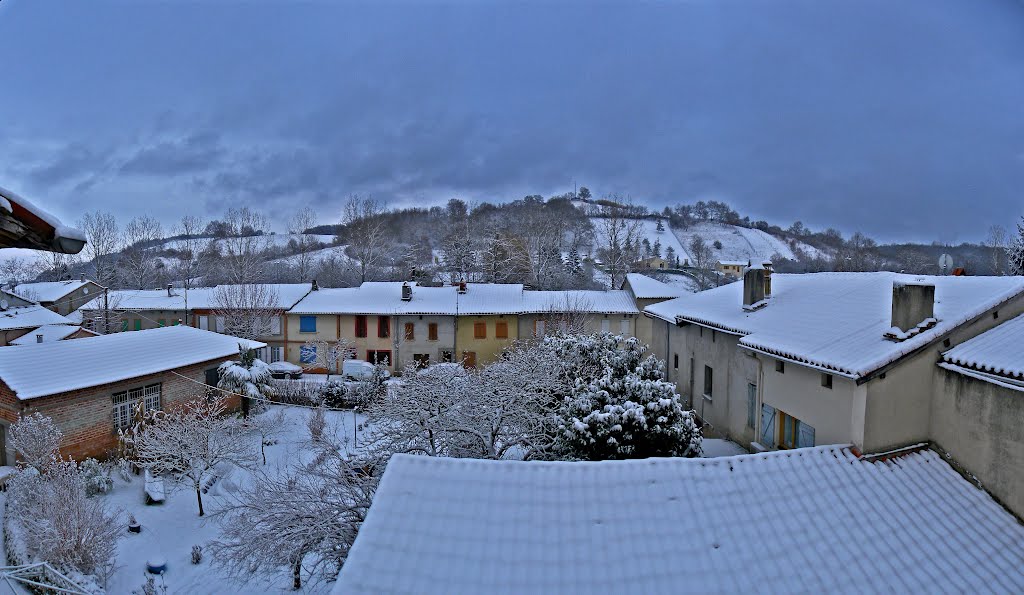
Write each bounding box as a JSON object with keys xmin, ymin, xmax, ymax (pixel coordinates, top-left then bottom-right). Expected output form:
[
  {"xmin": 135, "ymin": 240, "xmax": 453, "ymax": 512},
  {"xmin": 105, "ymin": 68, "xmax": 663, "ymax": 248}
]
[
  {"xmin": 126, "ymin": 397, "xmax": 253, "ymax": 516},
  {"xmin": 9, "ymin": 412, "xmax": 63, "ymax": 472},
  {"xmin": 218, "ymin": 346, "xmax": 275, "ymax": 415},
  {"xmin": 1008, "ymin": 215, "xmax": 1024, "ymax": 275},
  {"xmin": 544, "ymin": 333, "xmax": 702, "ymax": 459}
]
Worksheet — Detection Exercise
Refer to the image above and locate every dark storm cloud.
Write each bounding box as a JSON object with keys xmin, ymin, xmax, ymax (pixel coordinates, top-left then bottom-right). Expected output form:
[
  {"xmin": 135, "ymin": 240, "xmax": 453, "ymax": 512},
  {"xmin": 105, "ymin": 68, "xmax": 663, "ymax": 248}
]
[{"xmin": 1, "ymin": 0, "xmax": 1023, "ymax": 241}]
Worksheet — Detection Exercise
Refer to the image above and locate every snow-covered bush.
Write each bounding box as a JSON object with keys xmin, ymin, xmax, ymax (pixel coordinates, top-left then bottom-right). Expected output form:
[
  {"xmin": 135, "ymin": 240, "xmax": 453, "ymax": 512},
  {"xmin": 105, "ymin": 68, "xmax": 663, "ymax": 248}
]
[
  {"xmin": 133, "ymin": 574, "xmax": 167, "ymax": 595},
  {"xmin": 80, "ymin": 458, "xmax": 114, "ymax": 496},
  {"xmin": 307, "ymin": 406, "xmax": 328, "ymax": 443},
  {"xmin": 127, "ymin": 397, "xmax": 253, "ymax": 516},
  {"xmin": 117, "ymin": 457, "xmax": 134, "ymax": 482},
  {"xmin": 249, "ymin": 407, "xmax": 286, "ymax": 465},
  {"xmin": 318, "ymin": 379, "xmax": 349, "ymax": 408},
  {"xmin": 6, "ymin": 459, "xmax": 123, "ymax": 585},
  {"xmin": 9, "ymin": 412, "xmax": 63, "ymax": 472},
  {"xmin": 211, "ymin": 434, "xmax": 376, "ymax": 590},
  {"xmin": 191, "ymin": 545, "xmax": 203, "ymax": 565},
  {"xmin": 218, "ymin": 346, "xmax": 275, "ymax": 416},
  {"xmin": 1008, "ymin": 215, "xmax": 1024, "ymax": 275},
  {"xmin": 545, "ymin": 333, "xmax": 702, "ymax": 460}
]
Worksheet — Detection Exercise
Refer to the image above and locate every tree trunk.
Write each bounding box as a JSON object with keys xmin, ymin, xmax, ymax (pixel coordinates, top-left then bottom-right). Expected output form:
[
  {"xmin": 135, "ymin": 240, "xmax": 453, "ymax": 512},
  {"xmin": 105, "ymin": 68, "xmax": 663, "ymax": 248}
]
[
  {"xmin": 196, "ymin": 486, "xmax": 205, "ymax": 516},
  {"xmin": 292, "ymin": 558, "xmax": 303, "ymax": 590},
  {"xmin": 261, "ymin": 443, "xmax": 267, "ymax": 465}
]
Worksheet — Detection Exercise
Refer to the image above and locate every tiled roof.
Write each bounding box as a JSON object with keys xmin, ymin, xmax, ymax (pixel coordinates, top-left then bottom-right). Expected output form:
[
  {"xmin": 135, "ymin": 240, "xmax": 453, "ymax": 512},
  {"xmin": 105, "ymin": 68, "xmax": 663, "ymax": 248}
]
[
  {"xmin": 0, "ymin": 304, "xmax": 74, "ymax": 331},
  {"xmin": 645, "ymin": 272, "xmax": 1024, "ymax": 378},
  {"xmin": 520, "ymin": 290, "xmax": 639, "ymax": 314},
  {"xmin": 942, "ymin": 312, "xmax": 1024, "ymax": 379},
  {"xmin": 9, "ymin": 324, "xmax": 88, "ymax": 344},
  {"xmin": 624, "ymin": 273, "xmax": 688, "ymax": 299},
  {"xmin": 0, "ymin": 325, "xmax": 265, "ymax": 400},
  {"xmin": 290, "ymin": 283, "xmax": 459, "ymax": 315},
  {"xmin": 454, "ymin": 283, "xmax": 525, "ymax": 315},
  {"xmin": 13, "ymin": 280, "xmax": 93, "ymax": 302},
  {"xmin": 80, "ymin": 284, "xmax": 312, "ymax": 311},
  {"xmin": 336, "ymin": 447, "xmax": 1024, "ymax": 594}
]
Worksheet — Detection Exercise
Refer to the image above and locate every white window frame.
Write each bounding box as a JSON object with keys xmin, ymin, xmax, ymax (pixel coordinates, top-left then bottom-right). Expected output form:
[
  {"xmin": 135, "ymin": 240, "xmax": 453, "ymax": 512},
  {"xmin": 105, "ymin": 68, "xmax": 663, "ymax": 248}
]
[
  {"xmin": 215, "ymin": 316, "xmax": 225, "ymax": 333},
  {"xmin": 600, "ymin": 319, "xmax": 611, "ymax": 333},
  {"xmin": 271, "ymin": 346, "xmax": 283, "ymax": 363},
  {"xmin": 113, "ymin": 383, "xmax": 162, "ymax": 430},
  {"xmin": 270, "ymin": 316, "xmax": 282, "ymax": 336},
  {"xmin": 620, "ymin": 318, "xmax": 630, "ymax": 334}
]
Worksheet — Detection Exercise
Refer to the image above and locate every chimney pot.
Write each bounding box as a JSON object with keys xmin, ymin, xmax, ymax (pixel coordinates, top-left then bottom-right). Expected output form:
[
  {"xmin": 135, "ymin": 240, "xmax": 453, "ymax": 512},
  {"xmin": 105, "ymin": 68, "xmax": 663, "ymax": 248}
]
[
  {"xmin": 166, "ymin": 284, "xmax": 173, "ymax": 297},
  {"xmin": 401, "ymin": 282, "xmax": 412, "ymax": 301},
  {"xmin": 311, "ymin": 279, "xmax": 319, "ymax": 291},
  {"xmin": 36, "ymin": 334, "xmax": 43, "ymax": 343},
  {"xmin": 890, "ymin": 281, "xmax": 935, "ymax": 333},
  {"xmin": 458, "ymin": 280, "xmax": 467, "ymax": 294},
  {"xmin": 742, "ymin": 265, "xmax": 766, "ymax": 310}
]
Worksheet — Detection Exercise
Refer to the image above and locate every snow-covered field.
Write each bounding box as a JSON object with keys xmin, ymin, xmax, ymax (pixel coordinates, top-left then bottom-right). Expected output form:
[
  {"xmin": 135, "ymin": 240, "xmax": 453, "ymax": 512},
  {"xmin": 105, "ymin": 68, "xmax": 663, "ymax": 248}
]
[
  {"xmin": 102, "ymin": 405, "xmax": 364, "ymax": 595},
  {"xmin": 672, "ymin": 221, "xmax": 824, "ymax": 262},
  {"xmin": 268, "ymin": 244, "xmax": 350, "ymax": 267}
]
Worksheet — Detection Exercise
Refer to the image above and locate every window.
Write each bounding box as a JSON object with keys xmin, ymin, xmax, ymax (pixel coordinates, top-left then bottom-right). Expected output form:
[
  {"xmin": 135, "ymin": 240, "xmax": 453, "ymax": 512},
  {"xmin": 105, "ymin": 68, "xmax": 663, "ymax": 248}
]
[
  {"xmin": 270, "ymin": 317, "xmax": 282, "ymax": 335},
  {"xmin": 703, "ymin": 365, "xmax": 713, "ymax": 400},
  {"xmin": 121, "ymin": 320, "xmax": 129, "ymax": 332},
  {"xmin": 474, "ymin": 322, "xmax": 487, "ymax": 339},
  {"xmin": 157, "ymin": 319, "xmax": 166, "ymax": 327},
  {"xmin": 134, "ymin": 319, "xmax": 142, "ymax": 331},
  {"xmin": 775, "ymin": 360, "xmax": 785, "ymax": 373},
  {"xmin": 428, "ymin": 323, "xmax": 439, "ymax": 341},
  {"xmin": 534, "ymin": 320, "xmax": 546, "ymax": 337},
  {"xmin": 113, "ymin": 384, "xmax": 162, "ymax": 430},
  {"xmin": 601, "ymin": 319, "xmax": 611, "ymax": 333},
  {"xmin": 413, "ymin": 354, "xmax": 430, "ymax": 368},
  {"xmin": 495, "ymin": 321, "xmax": 509, "ymax": 339},
  {"xmin": 405, "ymin": 322, "xmax": 415, "ymax": 341},
  {"xmin": 673, "ymin": 354, "xmax": 679, "ymax": 369},
  {"xmin": 821, "ymin": 373, "xmax": 833, "ymax": 389},
  {"xmin": 747, "ymin": 384, "xmax": 757, "ymax": 429},
  {"xmin": 271, "ymin": 346, "xmax": 283, "ymax": 363},
  {"xmin": 367, "ymin": 350, "xmax": 391, "ymax": 367},
  {"xmin": 775, "ymin": 411, "xmax": 816, "ymax": 449},
  {"xmin": 378, "ymin": 316, "xmax": 391, "ymax": 338},
  {"xmin": 198, "ymin": 315, "xmax": 209, "ymax": 331},
  {"xmin": 215, "ymin": 316, "xmax": 225, "ymax": 333},
  {"xmin": 620, "ymin": 318, "xmax": 630, "ymax": 334},
  {"xmin": 300, "ymin": 343, "xmax": 317, "ymax": 364},
  {"xmin": 300, "ymin": 316, "xmax": 317, "ymax": 333}
]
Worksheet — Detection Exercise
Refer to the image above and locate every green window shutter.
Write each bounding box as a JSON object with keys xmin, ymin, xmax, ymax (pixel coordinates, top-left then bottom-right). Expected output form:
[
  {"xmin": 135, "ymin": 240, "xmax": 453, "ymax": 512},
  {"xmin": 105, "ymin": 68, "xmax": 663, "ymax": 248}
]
[
  {"xmin": 121, "ymin": 320, "xmax": 129, "ymax": 332},
  {"xmin": 134, "ymin": 319, "xmax": 142, "ymax": 331},
  {"xmin": 158, "ymin": 319, "xmax": 166, "ymax": 327}
]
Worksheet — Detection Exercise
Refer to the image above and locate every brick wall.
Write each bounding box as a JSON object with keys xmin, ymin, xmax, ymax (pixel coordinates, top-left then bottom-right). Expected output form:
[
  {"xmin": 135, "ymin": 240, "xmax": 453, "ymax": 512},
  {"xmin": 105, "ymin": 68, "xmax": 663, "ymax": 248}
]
[{"xmin": 0, "ymin": 356, "xmax": 241, "ymax": 461}]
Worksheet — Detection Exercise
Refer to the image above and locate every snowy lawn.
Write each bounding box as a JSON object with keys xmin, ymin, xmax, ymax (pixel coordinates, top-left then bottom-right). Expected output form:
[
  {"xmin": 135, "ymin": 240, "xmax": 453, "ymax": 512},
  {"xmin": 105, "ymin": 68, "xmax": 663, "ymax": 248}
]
[{"xmin": 103, "ymin": 405, "xmax": 366, "ymax": 595}]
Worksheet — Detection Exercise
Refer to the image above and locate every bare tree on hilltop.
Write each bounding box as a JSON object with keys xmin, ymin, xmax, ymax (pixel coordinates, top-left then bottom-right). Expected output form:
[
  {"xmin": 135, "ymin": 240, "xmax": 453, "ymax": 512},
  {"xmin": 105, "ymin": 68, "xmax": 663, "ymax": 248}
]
[
  {"xmin": 340, "ymin": 196, "xmax": 391, "ymax": 283},
  {"xmin": 78, "ymin": 210, "xmax": 121, "ymax": 288}
]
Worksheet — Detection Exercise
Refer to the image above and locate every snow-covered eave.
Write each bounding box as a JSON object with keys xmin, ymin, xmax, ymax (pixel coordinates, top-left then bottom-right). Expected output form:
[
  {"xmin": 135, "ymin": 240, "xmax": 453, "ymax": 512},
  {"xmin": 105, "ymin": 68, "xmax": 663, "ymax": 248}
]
[
  {"xmin": 676, "ymin": 314, "xmax": 749, "ymax": 336},
  {"xmin": 288, "ymin": 308, "xmax": 457, "ymax": 316},
  {"xmin": 0, "ymin": 185, "xmax": 87, "ymax": 254},
  {"xmin": 938, "ymin": 362, "xmax": 1024, "ymax": 393},
  {"xmin": 11, "ymin": 340, "xmax": 267, "ymax": 401},
  {"xmin": 739, "ymin": 343, "xmax": 861, "ymax": 380}
]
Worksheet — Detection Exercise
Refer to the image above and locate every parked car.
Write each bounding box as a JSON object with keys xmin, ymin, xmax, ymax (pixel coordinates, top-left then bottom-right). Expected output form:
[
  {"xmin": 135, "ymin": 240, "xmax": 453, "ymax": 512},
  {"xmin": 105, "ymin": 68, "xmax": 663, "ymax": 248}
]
[
  {"xmin": 343, "ymin": 359, "xmax": 391, "ymax": 380},
  {"xmin": 268, "ymin": 361, "xmax": 303, "ymax": 379}
]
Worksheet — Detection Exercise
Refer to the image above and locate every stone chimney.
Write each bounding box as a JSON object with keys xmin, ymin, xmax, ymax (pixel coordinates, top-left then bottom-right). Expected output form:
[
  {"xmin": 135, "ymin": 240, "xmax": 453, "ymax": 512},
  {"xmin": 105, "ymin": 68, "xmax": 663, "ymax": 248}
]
[
  {"xmin": 311, "ymin": 279, "xmax": 319, "ymax": 291},
  {"xmin": 166, "ymin": 284, "xmax": 173, "ymax": 297},
  {"xmin": 35, "ymin": 334, "xmax": 43, "ymax": 343},
  {"xmin": 742, "ymin": 264, "xmax": 766, "ymax": 311},
  {"xmin": 80, "ymin": 273, "xmax": 86, "ymax": 282},
  {"xmin": 401, "ymin": 282, "xmax": 412, "ymax": 301},
  {"xmin": 890, "ymin": 281, "xmax": 935, "ymax": 333}
]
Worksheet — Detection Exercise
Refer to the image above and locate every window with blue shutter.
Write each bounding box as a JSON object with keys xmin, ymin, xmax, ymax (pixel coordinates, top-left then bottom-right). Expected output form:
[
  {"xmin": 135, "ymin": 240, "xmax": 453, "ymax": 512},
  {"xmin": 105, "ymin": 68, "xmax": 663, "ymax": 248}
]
[{"xmin": 300, "ymin": 316, "xmax": 317, "ymax": 333}]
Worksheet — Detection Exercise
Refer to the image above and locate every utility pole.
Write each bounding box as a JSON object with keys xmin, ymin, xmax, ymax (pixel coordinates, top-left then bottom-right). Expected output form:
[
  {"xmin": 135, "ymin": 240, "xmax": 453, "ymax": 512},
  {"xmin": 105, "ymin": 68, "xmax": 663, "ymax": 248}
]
[{"xmin": 103, "ymin": 288, "xmax": 109, "ymax": 334}]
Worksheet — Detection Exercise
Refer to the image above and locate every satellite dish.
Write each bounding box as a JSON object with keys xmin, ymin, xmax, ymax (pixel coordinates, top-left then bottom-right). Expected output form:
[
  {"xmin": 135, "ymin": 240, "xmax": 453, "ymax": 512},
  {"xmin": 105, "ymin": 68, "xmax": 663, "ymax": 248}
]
[
  {"xmin": 0, "ymin": 300, "xmax": 9, "ymax": 311},
  {"xmin": 939, "ymin": 254, "xmax": 954, "ymax": 274}
]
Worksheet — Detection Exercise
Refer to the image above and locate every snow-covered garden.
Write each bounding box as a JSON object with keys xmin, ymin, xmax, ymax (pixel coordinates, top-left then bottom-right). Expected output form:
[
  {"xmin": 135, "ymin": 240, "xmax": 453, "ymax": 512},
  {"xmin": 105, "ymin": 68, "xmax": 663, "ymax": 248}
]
[{"xmin": 0, "ymin": 333, "xmax": 720, "ymax": 593}]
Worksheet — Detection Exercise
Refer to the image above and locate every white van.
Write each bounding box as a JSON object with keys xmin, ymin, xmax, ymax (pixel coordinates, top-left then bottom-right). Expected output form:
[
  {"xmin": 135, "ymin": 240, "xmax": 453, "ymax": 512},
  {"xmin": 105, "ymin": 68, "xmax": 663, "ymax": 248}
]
[{"xmin": 342, "ymin": 359, "xmax": 390, "ymax": 380}]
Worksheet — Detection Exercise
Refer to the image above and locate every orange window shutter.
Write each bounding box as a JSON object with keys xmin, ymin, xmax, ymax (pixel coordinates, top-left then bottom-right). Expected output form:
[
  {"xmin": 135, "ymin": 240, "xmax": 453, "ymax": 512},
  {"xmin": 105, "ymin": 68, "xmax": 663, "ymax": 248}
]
[
  {"xmin": 474, "ymin": 322, "xmax": 486, "ymax": 339},
  {"xmin": 428, "ymin": 323, "xmax": 438, "ymax": 341},
  {"xmin": 405, "ymin": 322, "xmax": 415, "ymax": 341},
  {"xmin": 496, "ymin": 321, "xmax": 508, "ymax": 339}
]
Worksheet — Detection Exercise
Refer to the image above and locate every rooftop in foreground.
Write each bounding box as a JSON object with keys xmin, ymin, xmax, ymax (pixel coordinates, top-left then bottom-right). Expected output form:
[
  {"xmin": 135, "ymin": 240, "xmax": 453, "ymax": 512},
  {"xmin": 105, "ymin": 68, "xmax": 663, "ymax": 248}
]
[{"xmin": 336, "ymin": 446, "xmax": 1024, "ymax": 594}]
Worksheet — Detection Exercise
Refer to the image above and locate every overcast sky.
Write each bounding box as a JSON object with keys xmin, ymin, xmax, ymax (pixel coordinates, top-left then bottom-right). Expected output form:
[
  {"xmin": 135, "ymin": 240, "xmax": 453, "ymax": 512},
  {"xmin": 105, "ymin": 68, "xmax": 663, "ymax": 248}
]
[{"xmin": 1, "ymin": 0, "xmax": 1022, "ymax": 243}]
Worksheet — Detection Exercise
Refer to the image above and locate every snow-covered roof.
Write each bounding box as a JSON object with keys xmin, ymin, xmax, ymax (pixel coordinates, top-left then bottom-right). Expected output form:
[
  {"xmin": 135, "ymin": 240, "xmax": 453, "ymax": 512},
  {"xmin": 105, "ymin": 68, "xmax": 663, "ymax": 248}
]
[
  {"xmin": 335, "ymin": 446, "xmax": 1024, "ymax": 594},
  {"xmin": 9, "ymin": 324, "xmax": 90, "ymax": 345},
  {"xmin": 718, "ymin": 259, "xmax": 749, "ymax": 266},
  {"xmin": 13, "ymin": 280, "xmax": 94, "ymax": 303},
  {"xmin": 0, "ymin": 325, "xmax": 265, "ymax": 400},
  {"xmin": 290, "ymin": 283, "xmax": 461, "ymax": 316},
  {"xmin": 942, "ymin": 312, "xmax": 1024, "ymax": 380},
  {"xmin": 0, "ymin": 185, "xmax": 87, "ymax": 253},
  {"xmin": 520, "ymin": 290, "xmax": 639, "ymax": 314},
  {"xmin": 290, "ymin": 283, "xmax": 641, "ymax": 316},
  {"xmin": 623, "ymin": 273, "xmax": 689, "ymax": 300},
  {"xmin": 80, "ymin": 284, "xmax": 312, "ymax": 311},
  {"xmin": 645, "ymin": 272, "xmax": 1024, "ymax": 379},
  {"xmin": 0, "ymin": 304, "xmax": 74, "ymax": 331}
]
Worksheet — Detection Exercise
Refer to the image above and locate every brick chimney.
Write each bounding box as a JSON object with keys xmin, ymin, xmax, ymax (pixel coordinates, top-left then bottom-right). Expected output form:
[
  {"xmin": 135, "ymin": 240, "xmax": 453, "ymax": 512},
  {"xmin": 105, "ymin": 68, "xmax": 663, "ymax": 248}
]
[
  {"xmin": 166, "ymin": 284, "xmax": 173, "ymax": 297},
  {"xmin": 742, "ymin": 264, "xmax": 766, "ymax": 311},
  {"xmin": 401, "ymin": 282, "xmax": 412, "ymax": 301},
  {"xmin": 458, "ymin": 280, "xmax": 467, "ymax": 294},
  {"xmin": 762, "ymin": 260, "xmax": 773, "ymax": 298},
  {"xmin": 890, "ymin": 281, "xmax": 935, "ymax": 334}
]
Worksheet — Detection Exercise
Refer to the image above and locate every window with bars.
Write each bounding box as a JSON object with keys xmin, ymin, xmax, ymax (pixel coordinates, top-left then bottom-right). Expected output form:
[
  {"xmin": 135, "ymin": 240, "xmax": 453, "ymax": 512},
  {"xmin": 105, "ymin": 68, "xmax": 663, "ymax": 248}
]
[{"xmin": 112, "ymin": 384, "xmax": 161, "ymax": 430}]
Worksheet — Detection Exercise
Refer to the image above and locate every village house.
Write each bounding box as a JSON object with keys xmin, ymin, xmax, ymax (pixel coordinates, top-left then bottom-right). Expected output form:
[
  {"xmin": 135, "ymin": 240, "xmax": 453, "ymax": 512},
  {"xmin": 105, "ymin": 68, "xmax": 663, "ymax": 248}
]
[
  {"xmin": 8, "ymin": 324, "xmax": 96, "ymax": 345},
  {"xmin": 518, "ymin": 289, "xmax": 639, "ymax": 338},
  {"xmin": 286, "ymin": 282, "xmax": 459, "ymax": 372},
  {"xmin": 934, "ymin": 312, "xmax": 1024, "ymax": 516},
  {"xmin": 620, "ymin": 272, "xmax": 689, "ymax": 348},
  {"xmin": 716, "ymin": 259, "xmax": 749, "ymax": 278},
  {"xmin": 452, "ymin": 283, "xmax": 523, "ymax": 368},
  {"xmin": 0, "ymin": 325, "xmax": 264, "ymax": 462},
  {"xmin": 0, "ymin": 289, "xmax": 79, "ymax": 346},
  {"xmin": 335, "ymin": 446, "xmax": 1024, "ymax": 593},
  {"xmin": 13, "ymin": 278, "xmax": 104, "ymax": 315},
  {"xmin": 79, "ymin": 283, "xmax": 312, "ymax": 363},
  {"xmin": 632, "ymin": 256, "xmax": 668, "ymax": 270},
  {"xmin": 644, "ymin": 269, "xmax": 1024, "ymax": 463}
]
